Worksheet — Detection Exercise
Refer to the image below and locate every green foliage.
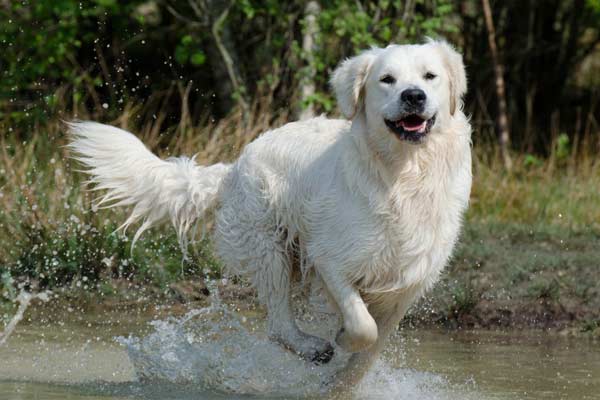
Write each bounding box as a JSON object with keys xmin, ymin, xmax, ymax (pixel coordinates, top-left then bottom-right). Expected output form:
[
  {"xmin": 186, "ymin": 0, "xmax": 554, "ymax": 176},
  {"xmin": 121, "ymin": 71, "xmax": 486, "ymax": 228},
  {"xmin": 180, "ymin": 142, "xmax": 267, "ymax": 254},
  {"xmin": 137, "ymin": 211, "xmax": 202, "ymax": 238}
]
[
  {"xmin": 0, "ymin": 0, "xmax": 464, "ymax": 127},
  {"xmin": 318, "ymin": 0, "xmax": 456, "ymax": 49},
  {"xmin": 1, "ymin": 207, "xmax": 219, "ymax": 290},
  {"xmin": 302, "ymin": 93, "xmax": 334, "ymax": 112},
  {"xmin": 447, "ymin": 280, "xmax": 477, "ymax": 316},
  {"xmin": 1, "ymin": 0, "xmax": 598, "ymax": 159},
  {"xmin": 580, "ymin": 319, "xmax": 600, "ymax": 333},
  {"xmin": 0, "ymin": 0, "xmax": 146, "ymax": 123},
  {"xmin": 553, "ymin": 133, "xmax": 571, "ymax": 163},
  {"xmin": 523, "ymin": 154, "xmax": 542, "ymax": 168},
  {"xmin": 175, "ymin": 35, "xmax": 206, "ymax": 66},
  {"xmin": 0, "ymin": 132, "xmax": 221, "ymax": 292},
  {"xmin": 293, "ymin": 0, "xmax": 458, "ymax": 113},
  {"xmin": 586, "ymin": 0, "xmax": 600, "ymax": 14}
]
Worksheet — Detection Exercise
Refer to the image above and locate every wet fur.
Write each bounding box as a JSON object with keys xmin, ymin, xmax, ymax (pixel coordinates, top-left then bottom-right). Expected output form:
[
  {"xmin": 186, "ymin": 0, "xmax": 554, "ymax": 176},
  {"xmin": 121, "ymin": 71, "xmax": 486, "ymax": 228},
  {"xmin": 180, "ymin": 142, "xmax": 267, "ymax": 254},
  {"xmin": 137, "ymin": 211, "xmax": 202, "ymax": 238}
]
[{"xmin": 69, "ymin": 39, "xmax": 471, "ymax": 388}]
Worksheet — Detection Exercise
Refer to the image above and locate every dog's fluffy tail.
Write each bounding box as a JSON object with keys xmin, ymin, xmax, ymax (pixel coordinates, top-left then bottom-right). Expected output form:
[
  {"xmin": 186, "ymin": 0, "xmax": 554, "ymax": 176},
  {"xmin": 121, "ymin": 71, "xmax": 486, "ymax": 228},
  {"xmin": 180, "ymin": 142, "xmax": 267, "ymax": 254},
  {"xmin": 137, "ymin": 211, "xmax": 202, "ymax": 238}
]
[{"xmin": 67, "ymin": 121, "xmax": 231, "ymax": 250}]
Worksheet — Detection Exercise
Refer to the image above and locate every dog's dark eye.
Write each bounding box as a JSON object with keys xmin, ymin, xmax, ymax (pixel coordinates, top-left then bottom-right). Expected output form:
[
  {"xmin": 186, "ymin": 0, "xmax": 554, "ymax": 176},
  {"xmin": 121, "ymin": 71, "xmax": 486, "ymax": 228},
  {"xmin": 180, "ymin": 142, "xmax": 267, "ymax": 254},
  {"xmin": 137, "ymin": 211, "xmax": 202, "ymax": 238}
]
[
  {"xmin": 380, "ymin": 75, "xmax": 396, "ymax": 84},
  {"xmin": 424, "ymin": 72, "xmax": 437, "ymax": 80}
]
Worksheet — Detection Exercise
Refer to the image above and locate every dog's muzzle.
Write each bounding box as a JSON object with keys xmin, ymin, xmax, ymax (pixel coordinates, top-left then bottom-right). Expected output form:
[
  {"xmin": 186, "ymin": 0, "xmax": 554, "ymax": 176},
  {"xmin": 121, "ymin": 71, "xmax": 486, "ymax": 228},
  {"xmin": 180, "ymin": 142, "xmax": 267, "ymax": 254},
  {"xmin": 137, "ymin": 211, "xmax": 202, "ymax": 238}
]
[{"xmin": 384, "ymin": 114, "xmax": 436, "ymax": 143}]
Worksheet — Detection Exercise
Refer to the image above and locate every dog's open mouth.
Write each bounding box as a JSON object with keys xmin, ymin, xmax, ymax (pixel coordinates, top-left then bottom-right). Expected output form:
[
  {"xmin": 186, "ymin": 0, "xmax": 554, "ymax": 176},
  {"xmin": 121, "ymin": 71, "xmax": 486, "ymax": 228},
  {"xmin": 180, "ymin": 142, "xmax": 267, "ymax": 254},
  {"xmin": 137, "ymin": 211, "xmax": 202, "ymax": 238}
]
[{"xmin": 384, "ymin": 114, "xmax": 436, "ymax": 143}]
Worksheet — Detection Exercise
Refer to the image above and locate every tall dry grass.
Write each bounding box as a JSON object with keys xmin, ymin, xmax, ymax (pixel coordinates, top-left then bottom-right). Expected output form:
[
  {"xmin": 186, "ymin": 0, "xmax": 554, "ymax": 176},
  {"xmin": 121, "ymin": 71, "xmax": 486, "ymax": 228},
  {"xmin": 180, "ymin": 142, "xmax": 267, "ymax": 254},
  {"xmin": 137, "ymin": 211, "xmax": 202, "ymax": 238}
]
[{"xmin": 470, "ymin": 142, "xmax": 600, "ymax": 231}]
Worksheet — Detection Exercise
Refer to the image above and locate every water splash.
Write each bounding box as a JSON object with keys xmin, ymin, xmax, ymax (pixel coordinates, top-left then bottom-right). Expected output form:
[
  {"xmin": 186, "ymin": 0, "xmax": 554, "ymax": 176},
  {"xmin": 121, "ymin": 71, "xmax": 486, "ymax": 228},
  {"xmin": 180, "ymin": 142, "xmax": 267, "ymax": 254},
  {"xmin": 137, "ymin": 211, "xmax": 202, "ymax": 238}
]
[
  {"xmin": 354, "ymin": 361, "xmax": 479, "ymax": 400},
  {"xmin": 118, "ymin": 285, "xmax": 481, "ymax": 399},
  {"xmin": 118, "ymin": 283, "xmax": 345, "ymax": 396}
]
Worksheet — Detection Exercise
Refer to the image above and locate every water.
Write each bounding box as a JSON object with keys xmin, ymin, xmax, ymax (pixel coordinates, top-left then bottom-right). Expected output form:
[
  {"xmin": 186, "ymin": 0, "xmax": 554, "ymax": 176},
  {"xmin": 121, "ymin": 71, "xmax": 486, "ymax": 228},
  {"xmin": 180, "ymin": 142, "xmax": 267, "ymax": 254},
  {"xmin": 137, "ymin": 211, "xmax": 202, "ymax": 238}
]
[{"xmin": 0, "ymin": 298, "xmax": 598, "ymax": 400}]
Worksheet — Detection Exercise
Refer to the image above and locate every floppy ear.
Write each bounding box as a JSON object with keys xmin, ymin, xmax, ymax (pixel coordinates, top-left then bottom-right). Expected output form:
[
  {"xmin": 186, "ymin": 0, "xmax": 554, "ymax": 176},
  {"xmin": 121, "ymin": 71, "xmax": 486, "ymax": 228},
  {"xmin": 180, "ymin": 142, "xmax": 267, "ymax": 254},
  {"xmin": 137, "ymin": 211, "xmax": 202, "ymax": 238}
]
[
  {"xmin": 330, "ymin": 48, "xmax": 381, "ymax": 119},
  {"xmin": 432, "ymin": 40, "xmax": 467, "ymax": 115}
]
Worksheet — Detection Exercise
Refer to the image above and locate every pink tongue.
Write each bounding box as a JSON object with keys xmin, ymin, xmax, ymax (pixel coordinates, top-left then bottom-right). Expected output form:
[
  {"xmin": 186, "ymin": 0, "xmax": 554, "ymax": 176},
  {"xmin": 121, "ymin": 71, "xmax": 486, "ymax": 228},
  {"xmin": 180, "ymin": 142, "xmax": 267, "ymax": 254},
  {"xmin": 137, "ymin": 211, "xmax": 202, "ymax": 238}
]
[{"xmin": 400, "ymin": 120, "xmax": 426, "ymax": 132}]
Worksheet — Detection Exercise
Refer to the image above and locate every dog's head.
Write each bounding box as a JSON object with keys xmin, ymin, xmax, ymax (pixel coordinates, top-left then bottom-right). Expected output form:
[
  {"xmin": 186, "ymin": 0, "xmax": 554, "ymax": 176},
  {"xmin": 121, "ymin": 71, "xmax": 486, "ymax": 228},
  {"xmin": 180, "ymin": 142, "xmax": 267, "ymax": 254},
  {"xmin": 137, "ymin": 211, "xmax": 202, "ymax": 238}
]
[{"xmin": 331, "ymin": 40, "xmax": 466, "ymax": 146}]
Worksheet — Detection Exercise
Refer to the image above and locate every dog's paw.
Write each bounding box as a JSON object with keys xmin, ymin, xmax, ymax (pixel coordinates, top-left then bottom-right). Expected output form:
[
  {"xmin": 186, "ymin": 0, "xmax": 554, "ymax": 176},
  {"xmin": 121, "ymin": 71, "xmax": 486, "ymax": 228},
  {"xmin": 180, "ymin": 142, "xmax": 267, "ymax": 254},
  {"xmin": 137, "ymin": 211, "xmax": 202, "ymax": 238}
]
[
  {"xmin": 271, "ymin": 330, "xmax": 335, "ymax": 365},
  {"xmin": 295, "ymin": 335, "xmax": 335, "ymax": 365},
  {"xmin": 309, "ymin": 342, "xmax": 335, "ymax": 365}
]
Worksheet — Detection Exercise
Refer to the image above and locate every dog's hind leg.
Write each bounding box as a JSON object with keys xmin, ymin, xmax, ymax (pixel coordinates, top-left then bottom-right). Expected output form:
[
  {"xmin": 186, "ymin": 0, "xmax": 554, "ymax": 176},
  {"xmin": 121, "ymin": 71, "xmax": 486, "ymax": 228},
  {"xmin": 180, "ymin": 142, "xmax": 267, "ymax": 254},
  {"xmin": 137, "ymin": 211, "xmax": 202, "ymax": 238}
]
[
  {"xmin": 256, "ymin": 246, "xmax": 334, "ymax": 364},
  {"xmin": 214, "ymin": 183, "xmax": 334, "ymax": 363}
]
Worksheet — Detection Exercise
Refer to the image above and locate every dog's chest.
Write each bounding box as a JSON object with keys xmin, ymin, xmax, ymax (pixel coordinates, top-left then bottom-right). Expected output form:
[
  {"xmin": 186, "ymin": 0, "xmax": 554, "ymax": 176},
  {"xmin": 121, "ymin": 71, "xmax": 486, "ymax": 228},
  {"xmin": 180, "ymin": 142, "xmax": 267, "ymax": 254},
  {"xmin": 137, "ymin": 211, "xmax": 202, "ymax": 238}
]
[{"xmin": 357, "ymin": 157, "xmax": 471, "ymax": 292}]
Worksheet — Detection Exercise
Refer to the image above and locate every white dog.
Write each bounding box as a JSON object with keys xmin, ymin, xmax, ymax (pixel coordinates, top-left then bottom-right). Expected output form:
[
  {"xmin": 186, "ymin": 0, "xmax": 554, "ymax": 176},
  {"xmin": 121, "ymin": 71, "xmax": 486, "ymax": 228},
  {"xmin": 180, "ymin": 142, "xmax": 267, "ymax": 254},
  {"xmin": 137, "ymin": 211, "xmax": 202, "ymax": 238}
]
[{"xmin": 69, "ymin": 39, "xmax": 471, "ymax": 386}]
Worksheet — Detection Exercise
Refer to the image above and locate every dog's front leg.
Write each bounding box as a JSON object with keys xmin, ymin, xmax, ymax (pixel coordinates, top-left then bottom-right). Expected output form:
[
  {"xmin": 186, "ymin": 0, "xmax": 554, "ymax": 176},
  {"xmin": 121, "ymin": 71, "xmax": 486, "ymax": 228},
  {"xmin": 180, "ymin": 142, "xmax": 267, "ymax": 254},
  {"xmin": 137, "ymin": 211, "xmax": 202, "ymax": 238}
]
[
  {"xmin": 327, "ymin": 306, "xmax": 401, "ymax": 396},
  {"xmin": 317, "ymin": 266, "xmax": 378, "ymax": 353},
  {"xmin": 326, "ymin": 287, "xmax": 422, "ymax": 394}
]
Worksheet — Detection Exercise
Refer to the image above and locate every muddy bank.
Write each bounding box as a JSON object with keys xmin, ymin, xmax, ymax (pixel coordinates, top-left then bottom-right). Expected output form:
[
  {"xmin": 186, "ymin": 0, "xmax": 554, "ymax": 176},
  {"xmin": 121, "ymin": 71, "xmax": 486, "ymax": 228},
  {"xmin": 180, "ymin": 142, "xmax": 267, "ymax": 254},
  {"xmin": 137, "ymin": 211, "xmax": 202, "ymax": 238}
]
[
  {"xmin": 3, "ymin": 280, "xmax": 599, "ymax": 341},
  {"xmin": 406, "ymin": 221, "xmax": 600, "ymax": 336}
]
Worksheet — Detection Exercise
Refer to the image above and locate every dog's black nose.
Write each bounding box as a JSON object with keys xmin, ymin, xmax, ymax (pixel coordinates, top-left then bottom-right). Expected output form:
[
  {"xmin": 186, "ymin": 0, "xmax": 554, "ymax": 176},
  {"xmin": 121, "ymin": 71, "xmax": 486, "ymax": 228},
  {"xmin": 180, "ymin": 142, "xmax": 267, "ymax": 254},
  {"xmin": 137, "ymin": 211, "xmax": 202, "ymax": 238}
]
[{"xmin": 401, "ymin": 88, "xmax": 427, "ymax": 107}]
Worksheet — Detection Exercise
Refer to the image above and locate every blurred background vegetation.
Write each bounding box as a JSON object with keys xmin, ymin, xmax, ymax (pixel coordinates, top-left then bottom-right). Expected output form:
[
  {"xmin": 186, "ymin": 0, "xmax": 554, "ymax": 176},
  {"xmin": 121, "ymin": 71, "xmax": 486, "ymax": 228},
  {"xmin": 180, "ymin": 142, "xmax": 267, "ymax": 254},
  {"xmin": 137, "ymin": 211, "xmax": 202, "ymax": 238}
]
[{"xmin": 1, "ymin": 0, "xmax": 599, "ymax": 329}]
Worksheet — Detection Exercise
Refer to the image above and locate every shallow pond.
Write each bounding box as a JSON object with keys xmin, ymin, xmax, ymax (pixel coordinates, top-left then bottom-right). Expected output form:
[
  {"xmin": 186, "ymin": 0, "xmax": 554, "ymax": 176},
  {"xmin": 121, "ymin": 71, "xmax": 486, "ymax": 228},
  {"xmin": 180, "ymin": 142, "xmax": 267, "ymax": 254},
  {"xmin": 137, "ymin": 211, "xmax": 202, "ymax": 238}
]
[{"xmin": 0, "ymin": 303, "xmax": 598, "ymax": 400}]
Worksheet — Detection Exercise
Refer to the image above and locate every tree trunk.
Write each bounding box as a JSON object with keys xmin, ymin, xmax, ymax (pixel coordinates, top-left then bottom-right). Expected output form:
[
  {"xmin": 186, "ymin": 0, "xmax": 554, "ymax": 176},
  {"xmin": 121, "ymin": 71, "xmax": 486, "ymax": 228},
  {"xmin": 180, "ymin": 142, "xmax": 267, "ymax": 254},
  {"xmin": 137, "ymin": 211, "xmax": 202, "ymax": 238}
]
[
  {"xmin": 209, "ymin": 2, "xmax": 249, "ymax": 118},
  {"xmin": 182, "ymin": 0, "xmax": 248, "ymax": 117},
  {"xmin": 297, "ymin": 1, "xmax": 320, "ymax": 121},
  {"xmin": 482, "ymin": 0, "xmax": 512, "ymax": 170}
]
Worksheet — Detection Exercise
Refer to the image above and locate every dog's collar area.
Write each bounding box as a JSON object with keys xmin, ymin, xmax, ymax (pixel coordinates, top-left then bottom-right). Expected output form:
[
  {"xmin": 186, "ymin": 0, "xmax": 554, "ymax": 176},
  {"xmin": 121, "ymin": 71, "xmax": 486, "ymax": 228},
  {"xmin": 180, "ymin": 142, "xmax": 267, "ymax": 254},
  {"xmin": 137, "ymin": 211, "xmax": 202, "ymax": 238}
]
[{"xmin": 384, "ymin": 114, "xmax": 436, "ymax": 143}]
